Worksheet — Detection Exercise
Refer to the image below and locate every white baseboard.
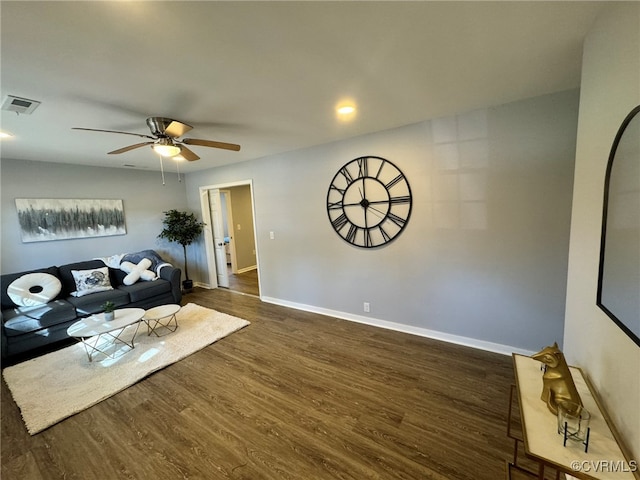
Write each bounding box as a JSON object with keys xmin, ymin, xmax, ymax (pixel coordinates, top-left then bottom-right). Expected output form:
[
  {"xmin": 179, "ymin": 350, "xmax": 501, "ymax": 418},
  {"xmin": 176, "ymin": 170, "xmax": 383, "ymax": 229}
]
[
  {"xmin": 261, "ymin": 296, "xmax": 535, "ymax": 357},
  {"xmin": 236, "ymin": 265, "xmax": 257, "ymax": 274},
  {"xmin": 188, "ymin": 286, "xmax": 534, "ymax": 356}
]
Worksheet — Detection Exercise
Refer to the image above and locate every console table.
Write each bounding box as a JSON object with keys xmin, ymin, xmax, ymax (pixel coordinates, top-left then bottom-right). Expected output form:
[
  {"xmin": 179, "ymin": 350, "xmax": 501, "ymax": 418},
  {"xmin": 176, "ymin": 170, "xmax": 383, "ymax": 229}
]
[{"xmin": 507, "ymin": 354, "xmax": 638, "ymax": 480}]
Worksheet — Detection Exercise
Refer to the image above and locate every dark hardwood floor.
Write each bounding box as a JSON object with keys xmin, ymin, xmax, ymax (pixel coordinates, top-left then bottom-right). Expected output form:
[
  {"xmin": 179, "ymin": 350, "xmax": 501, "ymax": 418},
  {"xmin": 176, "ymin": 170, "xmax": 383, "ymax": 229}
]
[
  {"xmin": 226, "ymin": 266, "xmax": 259, "ymax": 297},
  {"xmin": 2, "ymin": 288, "xmax": 544, "ymax": 479}
]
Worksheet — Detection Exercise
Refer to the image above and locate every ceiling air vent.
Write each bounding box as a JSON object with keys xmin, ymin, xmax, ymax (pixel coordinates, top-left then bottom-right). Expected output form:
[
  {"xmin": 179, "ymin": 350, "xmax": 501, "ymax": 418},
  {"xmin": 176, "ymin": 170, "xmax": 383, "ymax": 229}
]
[{"xmin": 2, "ymin": 95, "xmax": 41, "ymax": 114}]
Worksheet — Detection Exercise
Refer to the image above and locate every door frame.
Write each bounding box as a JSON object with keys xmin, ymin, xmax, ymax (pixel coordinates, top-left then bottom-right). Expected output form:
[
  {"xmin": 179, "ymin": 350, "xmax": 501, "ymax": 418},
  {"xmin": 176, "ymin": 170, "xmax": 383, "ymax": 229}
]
[{"xmin": 199, "ymin": 180, "xmax": 260, "ymax": 296}]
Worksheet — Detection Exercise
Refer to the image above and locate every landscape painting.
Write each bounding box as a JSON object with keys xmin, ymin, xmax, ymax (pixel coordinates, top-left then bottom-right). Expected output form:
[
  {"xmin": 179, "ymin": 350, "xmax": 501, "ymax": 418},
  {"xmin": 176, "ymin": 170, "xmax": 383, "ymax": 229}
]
[{"xmin": 15, "ymin": 198, "xmax": 126, "ymax": 243}]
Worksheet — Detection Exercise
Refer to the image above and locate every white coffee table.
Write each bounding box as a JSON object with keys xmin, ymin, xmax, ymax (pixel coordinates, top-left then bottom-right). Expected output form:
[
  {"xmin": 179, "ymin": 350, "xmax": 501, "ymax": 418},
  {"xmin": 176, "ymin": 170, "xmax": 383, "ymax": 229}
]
[
  {"xmin": 67, "ymin": 308, "xmax": 145, "ymax": 361},
  {"xmin": 142, "ymin": 304, "xmax": 181, "ymax": 336}
]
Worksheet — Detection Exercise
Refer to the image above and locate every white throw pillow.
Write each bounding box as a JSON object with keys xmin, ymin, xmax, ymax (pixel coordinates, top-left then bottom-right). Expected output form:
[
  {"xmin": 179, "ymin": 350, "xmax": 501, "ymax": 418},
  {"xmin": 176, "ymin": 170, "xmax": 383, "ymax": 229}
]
[
  {"xmin": 120, "ymin": 258, "xmax": 156, "ymax": 286},
  {"xmin": 71, "ymin": 267, "xmax": 113, "ymax": 297},
  {"xmin": 7, "ymin": 272, "xmax": 62, "ymax": 307}
]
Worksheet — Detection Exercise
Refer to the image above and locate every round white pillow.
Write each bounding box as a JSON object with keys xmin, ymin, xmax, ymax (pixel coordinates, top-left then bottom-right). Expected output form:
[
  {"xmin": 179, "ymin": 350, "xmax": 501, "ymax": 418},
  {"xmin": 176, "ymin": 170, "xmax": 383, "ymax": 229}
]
[{"xmin": 7, "ymin": 273, "xmax": 62, "ymax": 307}]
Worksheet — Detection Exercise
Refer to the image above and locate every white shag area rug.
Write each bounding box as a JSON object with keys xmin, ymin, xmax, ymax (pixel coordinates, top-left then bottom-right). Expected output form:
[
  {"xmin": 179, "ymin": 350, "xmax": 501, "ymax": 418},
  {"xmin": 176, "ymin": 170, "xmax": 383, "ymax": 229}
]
[{"xmin": 2, "ymin": 303, "xmax": 250, "ymax": 435}]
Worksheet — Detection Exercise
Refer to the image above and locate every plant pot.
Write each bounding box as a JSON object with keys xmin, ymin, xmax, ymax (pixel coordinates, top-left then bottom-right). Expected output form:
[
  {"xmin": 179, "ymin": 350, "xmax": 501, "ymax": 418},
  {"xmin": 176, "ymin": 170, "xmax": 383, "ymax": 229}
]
[
  {"xmin": 182, "ymin": 279, "xmax": 193, "ymax": 293},
  {"xmin": 104, "ymin": 311, "xmax": 115, "ymax": 321}
]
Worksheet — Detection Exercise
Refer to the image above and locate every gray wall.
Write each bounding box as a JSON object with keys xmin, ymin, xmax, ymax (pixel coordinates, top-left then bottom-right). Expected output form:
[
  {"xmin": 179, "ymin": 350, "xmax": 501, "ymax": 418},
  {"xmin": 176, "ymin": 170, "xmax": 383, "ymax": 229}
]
[
  {"xmin": 564, "ymin": 3, "xmax": 640, "ymax": 460},
  {"xmin": 0, "ymin": 91, "xmax": 579, "ymax": 354},
  {"xmin": 186, "ymin": 90, "xmax": 579, "ymax": 353},
  {"xmin": 1, "ymin": 159, "xmax": 189, "ymax": 274}
]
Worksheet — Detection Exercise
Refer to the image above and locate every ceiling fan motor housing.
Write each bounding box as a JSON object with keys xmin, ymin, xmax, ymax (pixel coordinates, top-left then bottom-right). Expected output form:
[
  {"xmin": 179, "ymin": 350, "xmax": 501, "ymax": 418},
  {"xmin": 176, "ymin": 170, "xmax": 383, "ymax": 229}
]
[{"xmin": 146, "ymin": 117, "xmax": 192, "ymax": 138}]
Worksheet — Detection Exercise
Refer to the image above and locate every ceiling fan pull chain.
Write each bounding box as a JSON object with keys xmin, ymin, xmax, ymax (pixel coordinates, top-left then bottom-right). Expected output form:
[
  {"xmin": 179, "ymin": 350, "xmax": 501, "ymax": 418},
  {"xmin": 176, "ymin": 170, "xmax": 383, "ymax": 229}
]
[
  {"xmin": 176, "ymin": 158, "xmax": 182, "ymax": 183},
  {"xmin": 158, "ymin": 153, "xmax": 166, "ymax": 185}
]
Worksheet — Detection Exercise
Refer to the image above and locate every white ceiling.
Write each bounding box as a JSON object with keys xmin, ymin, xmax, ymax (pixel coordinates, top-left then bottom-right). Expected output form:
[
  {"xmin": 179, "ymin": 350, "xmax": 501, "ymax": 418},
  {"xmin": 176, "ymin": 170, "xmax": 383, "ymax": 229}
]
[{"xmin": 1, "ymin": 1, "xmax": 607, "ymax": 172}]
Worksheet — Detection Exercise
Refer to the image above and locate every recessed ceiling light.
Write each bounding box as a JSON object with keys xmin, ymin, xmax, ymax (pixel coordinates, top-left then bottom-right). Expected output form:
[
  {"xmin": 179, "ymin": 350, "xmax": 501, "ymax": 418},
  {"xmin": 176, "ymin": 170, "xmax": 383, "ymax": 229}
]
[
  {"xmin": 337, "ymin": 105, "xmax": 356, "ymax": 115},
  {"xmin": 336, "ymin": 101, "xmax": 357, "ymax": 122}
]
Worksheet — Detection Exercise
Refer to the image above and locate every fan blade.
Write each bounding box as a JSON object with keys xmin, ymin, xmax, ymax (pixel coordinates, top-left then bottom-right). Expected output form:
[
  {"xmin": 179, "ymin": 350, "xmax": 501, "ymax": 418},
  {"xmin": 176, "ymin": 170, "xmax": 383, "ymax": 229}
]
[
  {"xmin": 165, "ymin": 120, "xmax": 193, "ymax": 138},
  {"xmin": 179, "ymin": 145, "xmax": 200, "ymax": 161},
  {"xmin": 182, "ymin": 138, "xmax": 241, "ymax": 151},
  {"xmin": 72, "ymin": 127, "xmax": 155, "ymax": 140},
  {"xmin": 108, "ymin": 142, "xmax": 154, "ymax": 154}
]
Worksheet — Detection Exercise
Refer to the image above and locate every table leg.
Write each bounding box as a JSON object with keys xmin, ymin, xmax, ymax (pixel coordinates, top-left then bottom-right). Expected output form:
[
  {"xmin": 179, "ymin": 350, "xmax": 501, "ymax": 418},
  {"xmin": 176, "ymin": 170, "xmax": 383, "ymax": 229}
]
[
  {"xmin": 105, "ymin": 321, "xmax": 141, "ymax": 349},
  {"xmin": 146, "ymin": 313, "xmax": 179, "ymax": 336},
  {"xmin": 79, "ymin": 321, "xmax": 142, "ymax": 361}
]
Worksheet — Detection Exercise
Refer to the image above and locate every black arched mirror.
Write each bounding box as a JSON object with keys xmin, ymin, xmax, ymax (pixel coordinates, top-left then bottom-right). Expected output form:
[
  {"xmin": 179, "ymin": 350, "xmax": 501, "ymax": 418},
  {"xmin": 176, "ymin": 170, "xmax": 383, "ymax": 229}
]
[{"xmin": 597, "ymin": 105, "xmax": 640, "ymax": 347}]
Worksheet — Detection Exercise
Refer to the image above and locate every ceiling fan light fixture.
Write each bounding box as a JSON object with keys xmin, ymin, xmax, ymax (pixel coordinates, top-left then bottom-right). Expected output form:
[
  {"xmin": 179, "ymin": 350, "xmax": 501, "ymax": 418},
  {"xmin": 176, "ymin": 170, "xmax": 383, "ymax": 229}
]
[{"xmin": 152, "ymin": 138, "xmax": 181, "ymax": 157}]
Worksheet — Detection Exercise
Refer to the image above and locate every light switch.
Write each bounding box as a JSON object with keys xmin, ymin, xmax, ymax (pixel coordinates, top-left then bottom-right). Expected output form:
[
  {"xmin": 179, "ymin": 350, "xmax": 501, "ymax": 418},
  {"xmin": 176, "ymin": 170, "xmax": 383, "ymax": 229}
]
[{"xmin": 269, "ymin": 231, "xmax": 275, "ymax": 240}]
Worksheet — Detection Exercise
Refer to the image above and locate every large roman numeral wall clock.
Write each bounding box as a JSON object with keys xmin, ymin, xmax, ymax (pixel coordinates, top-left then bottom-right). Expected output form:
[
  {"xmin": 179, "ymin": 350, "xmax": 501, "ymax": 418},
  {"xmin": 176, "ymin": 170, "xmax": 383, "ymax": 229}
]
[{"xmin": 327, "ymin": 156, "xmax": 412, "ymax": 248}]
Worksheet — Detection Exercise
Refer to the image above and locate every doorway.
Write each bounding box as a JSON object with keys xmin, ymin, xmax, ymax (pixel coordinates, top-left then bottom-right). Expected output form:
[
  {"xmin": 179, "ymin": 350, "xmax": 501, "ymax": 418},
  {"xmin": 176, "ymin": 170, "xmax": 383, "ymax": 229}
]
[{"xmin": 199, "ymin": 181, "xmax": 260, "ymax": 297}]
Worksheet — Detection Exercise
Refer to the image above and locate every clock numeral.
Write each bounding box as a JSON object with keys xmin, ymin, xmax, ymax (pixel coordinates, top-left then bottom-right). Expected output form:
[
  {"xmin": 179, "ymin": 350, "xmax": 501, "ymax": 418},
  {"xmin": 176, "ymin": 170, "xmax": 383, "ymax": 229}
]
[
  {"xmin": 379, "ymin": 225, "xmax": 391, "ymax": 243},
  {"xmin": 339, "ymin": 166, "xmax": 354, "ymax": 183},
  {"xmin": 357, "ymin": 157, "xmax": 368, "ymax": 178},
  {"xmin": 330, "ymin": 184, "xmax": 346, "ymax": 195},
  {"xmin": 327, "ymin": 201, "xmax": 343, "ymax": 210},
  {"xmin": 387, "ymin": 212, "xmax": 406, "ymax": 228},
  {"xmin": 345, "ymin": 224, "xmax": 358, "ymax": 243},
  {"xmin": 390, "ymin": 195, "xmax": 411, "ymax": 205},
  {"xmin": 364, "ymin": 228, "xmax": 372, "ymax": 247},
  {"xmin": 332, "ymin": 213, "xmax": 349, "ymax": 231},
  {"xmin": 375, "ymin": 159, "xmax": 386, "ymax": 179},
  {"xmin": 385, "ymin": 174, "xmax": 404, "ymax": 189}
]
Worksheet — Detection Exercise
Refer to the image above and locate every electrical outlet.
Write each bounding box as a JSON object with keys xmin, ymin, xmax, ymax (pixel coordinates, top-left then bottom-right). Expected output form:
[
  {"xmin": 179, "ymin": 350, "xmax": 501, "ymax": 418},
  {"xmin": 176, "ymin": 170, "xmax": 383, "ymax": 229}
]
[{"xmin": 363, "ymin": 302, "xmax": 370, "ymax": 313}]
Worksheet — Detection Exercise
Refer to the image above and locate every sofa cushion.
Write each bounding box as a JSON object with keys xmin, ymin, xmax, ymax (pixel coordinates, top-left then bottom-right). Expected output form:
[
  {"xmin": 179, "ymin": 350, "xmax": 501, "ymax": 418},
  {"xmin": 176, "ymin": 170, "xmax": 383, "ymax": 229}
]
[
  {"xmin": 3, "ymin": 299, "xmax": 77, "ymax": 337},
  {"xmin": 1, "ymin": 266, "xmax": 60, "ymax": 309},
  {"xmin": 66, "ymin": 289, "xmax": 129, "ymax": 316},
  {"xmin": 4, "ymin": 320, "xmax": 77, "ymax": 357},
  {"xmin": 117, "ymin": 279, "xmax": 171, "ymax": 303}
]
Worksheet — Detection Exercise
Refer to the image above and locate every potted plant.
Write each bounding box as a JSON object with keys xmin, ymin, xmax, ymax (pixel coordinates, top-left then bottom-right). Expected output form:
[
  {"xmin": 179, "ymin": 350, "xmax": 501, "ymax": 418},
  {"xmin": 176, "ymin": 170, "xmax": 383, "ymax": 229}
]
[
  {"xmin": 102, "ymin": 301, "xmax": 116, "ymax": 321},
  {"xmin": 158, "ymin": 209, "xmax": 205, "ymax": 293}
]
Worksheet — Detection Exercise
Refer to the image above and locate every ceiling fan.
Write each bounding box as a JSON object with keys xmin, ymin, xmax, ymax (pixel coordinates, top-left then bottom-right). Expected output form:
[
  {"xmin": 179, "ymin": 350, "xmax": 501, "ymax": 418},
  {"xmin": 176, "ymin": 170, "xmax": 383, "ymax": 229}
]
[{"xmin": 73, "ymin": 117, "xmax": 241, "ymax": 161}]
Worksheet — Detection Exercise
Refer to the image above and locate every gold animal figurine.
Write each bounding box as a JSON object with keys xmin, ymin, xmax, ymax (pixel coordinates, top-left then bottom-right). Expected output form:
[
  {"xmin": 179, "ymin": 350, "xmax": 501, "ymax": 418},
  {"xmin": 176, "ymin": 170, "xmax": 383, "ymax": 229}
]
[{"xmin": 531, "ymin": 342, "xmax": 582, "ymax": 415}]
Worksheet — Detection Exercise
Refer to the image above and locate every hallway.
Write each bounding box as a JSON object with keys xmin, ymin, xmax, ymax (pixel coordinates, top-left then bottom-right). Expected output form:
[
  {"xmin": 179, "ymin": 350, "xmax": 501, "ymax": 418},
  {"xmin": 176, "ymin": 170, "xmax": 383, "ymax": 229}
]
[{"xmin": 226, "ymin": 266, "xmax": 259, "ymax": 297}]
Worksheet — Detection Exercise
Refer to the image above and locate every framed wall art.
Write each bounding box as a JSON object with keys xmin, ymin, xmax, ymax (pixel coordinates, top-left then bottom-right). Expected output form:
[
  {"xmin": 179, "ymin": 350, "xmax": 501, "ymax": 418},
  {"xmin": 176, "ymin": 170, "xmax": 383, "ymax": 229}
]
[{"xmin": 15, "ymin": 198, "xmax": 126, "ymax": 243}]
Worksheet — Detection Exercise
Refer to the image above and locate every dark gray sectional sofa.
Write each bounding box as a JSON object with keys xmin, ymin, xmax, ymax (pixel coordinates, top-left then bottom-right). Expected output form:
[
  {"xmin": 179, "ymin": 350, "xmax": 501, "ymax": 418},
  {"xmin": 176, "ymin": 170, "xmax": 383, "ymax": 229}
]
[{"xmin": 1, "ymin": 252, "xmax": 182, "ymax": 361}]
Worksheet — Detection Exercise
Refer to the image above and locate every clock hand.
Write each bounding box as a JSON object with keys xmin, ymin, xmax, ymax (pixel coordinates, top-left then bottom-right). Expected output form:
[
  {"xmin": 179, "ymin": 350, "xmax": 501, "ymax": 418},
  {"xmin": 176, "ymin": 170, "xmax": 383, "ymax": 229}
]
[
  {"xmin": 368, "ymin": 205, "xmax": 386, "ymax": 219},
  {"xmin": 364, "ymin": 206, "xmax": 368, "ymax": 231},
  {"xmin": 362, "ymin": 177, "xmax": 367, "ymax": 203}
]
